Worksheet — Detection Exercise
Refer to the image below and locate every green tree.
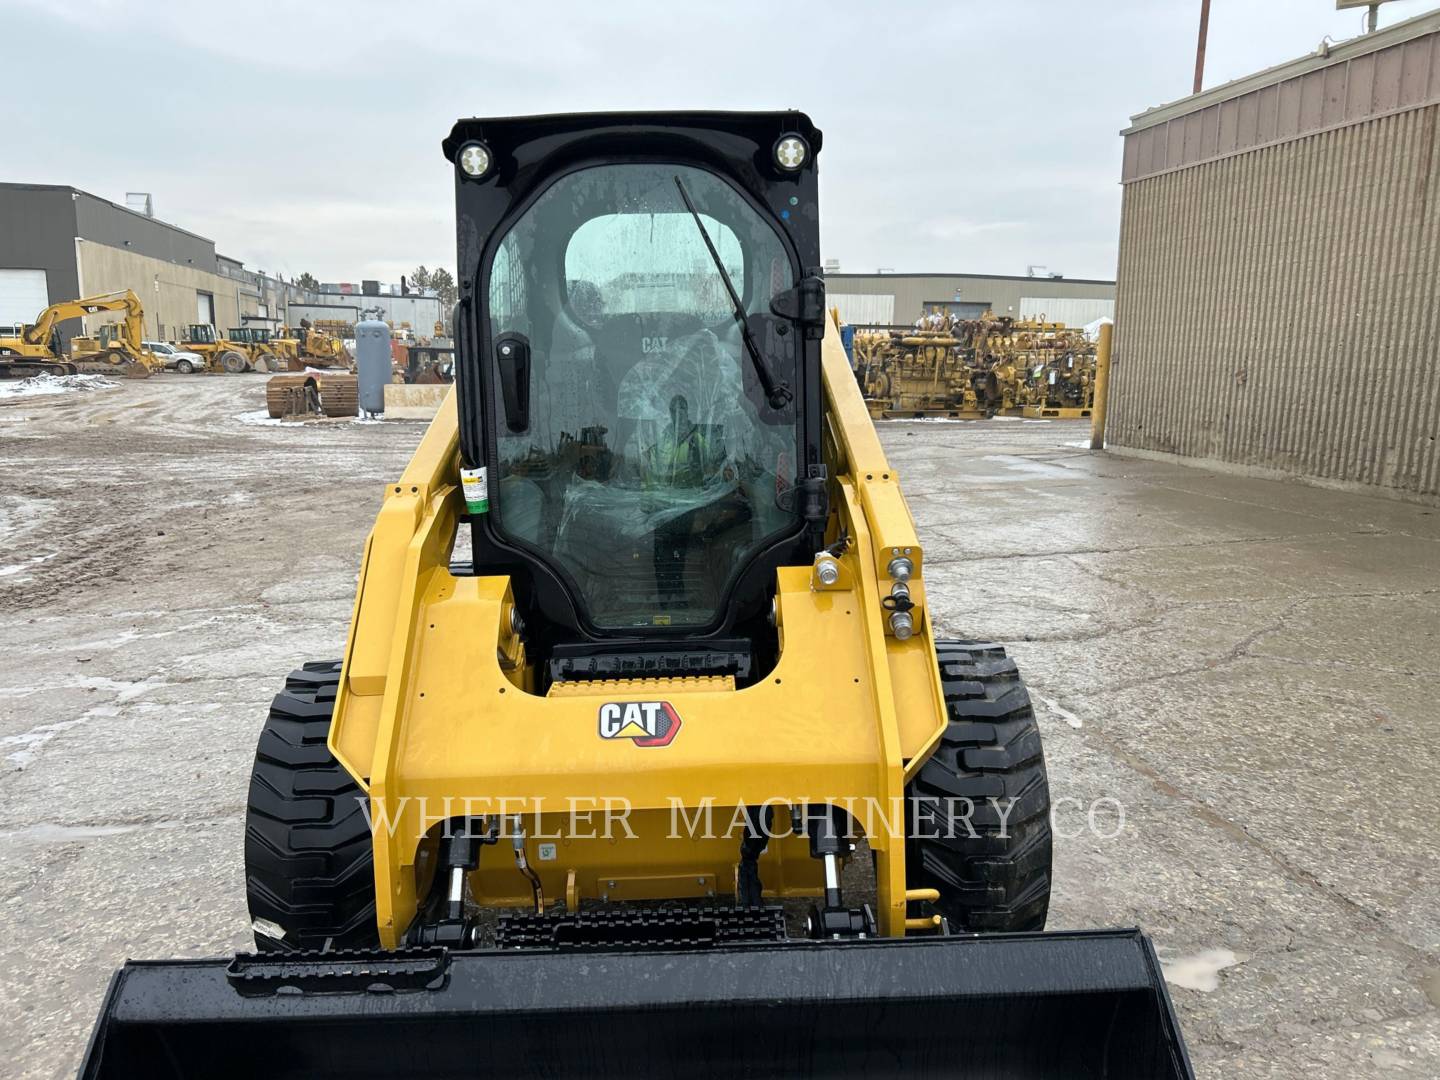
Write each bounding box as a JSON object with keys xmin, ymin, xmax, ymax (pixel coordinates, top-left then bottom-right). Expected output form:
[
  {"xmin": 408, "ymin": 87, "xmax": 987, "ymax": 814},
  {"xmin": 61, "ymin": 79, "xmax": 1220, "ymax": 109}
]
[
  {"xmin": 409, "ymin": 265, "xmax": 432, "ymax": 293},
  {"xmin": 430, "ymin": 267, "xmax": 457, "ymax": 311},
  {"xmin": 295, "ymin": 272, "xmax": 320, "ymax": 292}
]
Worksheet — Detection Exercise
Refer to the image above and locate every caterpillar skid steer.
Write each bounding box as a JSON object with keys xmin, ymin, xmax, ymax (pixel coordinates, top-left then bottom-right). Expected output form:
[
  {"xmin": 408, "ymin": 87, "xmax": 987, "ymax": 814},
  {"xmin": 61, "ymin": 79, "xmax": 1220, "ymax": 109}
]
[{"xmin": 81, "ymin": 112, "xmax": 1193, "ymax": 1080}]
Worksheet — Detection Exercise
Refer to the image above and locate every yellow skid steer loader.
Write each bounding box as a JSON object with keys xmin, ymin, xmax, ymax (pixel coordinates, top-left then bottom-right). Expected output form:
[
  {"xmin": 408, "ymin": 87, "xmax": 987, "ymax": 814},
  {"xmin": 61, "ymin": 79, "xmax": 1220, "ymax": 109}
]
[{"xmin": 80, "ymin": 111, "xmax": 1194, "ymax": 1079}]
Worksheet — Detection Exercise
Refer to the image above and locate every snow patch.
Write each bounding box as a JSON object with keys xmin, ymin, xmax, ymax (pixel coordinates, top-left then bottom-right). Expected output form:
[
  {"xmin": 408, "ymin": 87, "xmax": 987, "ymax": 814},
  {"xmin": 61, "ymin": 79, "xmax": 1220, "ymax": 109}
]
[
  {"xmin": 0, "ymin": 554, "xmax": 52, "ymax": 578},
  {"xmin": 1036, "ymin": 694, "xmax": 1083, "ymax": 729},
  {"xmin": 1161, "ymin": 948, "xmax": 1245, "ymax": 992},
  {"xmin": 233, "ymin": 410, "xmax": 283, "ymax": 427},
  {"xmin": 0, "ymin": 373, "xmax": 117, "ymax": 399},
  {"xmin": 3, "ymin": 676, "xmax": 164, "ymax": 768}
]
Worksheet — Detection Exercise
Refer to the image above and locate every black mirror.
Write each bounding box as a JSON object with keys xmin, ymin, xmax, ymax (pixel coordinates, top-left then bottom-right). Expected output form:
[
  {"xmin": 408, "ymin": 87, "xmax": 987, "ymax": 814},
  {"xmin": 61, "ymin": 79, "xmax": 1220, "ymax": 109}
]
[{"xmin": 494, "ymin": 333, "xmax": 530, "ymax": 433}]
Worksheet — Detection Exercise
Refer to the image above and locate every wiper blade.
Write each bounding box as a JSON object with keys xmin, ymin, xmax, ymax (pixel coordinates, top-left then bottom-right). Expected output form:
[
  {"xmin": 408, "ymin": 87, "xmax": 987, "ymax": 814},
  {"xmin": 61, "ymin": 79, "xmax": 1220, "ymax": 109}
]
[{"xmin": 672, "ymin": 176, "xmax": 792, "ymax": 409}]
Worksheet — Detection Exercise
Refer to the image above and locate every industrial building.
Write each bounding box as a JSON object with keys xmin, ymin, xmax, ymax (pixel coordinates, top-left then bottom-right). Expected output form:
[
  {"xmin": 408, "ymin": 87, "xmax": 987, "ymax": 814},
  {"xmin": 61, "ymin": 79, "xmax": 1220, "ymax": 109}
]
[
  {"xmin": 826, "ymin": 271, "xmax": 1116, "ymax": 329},
  {"xmin": 0, "ymin": 183, "xmax": 313, "ymax": 349},
  {"xmin": 290, "ymin": 289, "xmax": 444, "ymax": 334},
  {"xmin": 1111, "ymin": 9, "xmax": 1440, "ymax": 502}
]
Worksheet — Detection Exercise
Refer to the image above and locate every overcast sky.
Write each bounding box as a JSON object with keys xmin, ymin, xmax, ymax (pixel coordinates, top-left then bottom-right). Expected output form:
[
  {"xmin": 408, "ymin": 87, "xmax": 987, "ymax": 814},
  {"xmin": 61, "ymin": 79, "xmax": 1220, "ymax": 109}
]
[{"xmin": 3, "ymin": 0, "xmax": 1435, "ymax": 283}]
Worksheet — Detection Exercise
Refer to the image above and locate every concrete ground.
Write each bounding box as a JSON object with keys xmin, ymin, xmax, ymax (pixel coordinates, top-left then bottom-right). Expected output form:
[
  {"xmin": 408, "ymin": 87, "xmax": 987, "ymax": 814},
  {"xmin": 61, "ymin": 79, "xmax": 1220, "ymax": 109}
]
[{"xmin": 1, "ymin": 374, "xmax": 1436, "ymax": 1078}]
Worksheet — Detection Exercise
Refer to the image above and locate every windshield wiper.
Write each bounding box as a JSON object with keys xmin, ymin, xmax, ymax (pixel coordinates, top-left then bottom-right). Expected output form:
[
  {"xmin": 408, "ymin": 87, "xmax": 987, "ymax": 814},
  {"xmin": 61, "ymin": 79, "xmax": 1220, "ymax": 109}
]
[{"xmin": 672, "ymin": 175, "xmax": 792, "ymax": 410}]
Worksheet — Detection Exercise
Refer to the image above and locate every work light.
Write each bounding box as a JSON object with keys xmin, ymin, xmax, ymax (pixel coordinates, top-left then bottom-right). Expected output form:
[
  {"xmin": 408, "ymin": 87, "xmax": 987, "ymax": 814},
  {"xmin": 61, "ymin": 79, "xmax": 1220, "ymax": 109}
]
[
  {"xmin": 458, "ymin": 142, "xmax": 493, "ymax": 179},
  {"xmin": 774, "ymin": 134, "xmax": 807, "ymax": 171}
]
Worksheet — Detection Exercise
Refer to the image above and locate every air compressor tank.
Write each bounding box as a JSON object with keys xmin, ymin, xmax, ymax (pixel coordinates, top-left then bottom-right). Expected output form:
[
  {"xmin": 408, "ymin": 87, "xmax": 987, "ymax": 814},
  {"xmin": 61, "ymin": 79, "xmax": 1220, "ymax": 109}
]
[{"xmin": 354, "ymin": 319, "xmax": 392, "ymax": 416}]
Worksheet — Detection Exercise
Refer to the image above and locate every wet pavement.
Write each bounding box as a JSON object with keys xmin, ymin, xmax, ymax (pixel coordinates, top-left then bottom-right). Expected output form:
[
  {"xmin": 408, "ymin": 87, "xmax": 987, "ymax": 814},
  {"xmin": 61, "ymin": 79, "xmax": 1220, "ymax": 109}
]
[{"xmin": 1, "ymin": 379, "xmax": 1437, "ymax": 1077}]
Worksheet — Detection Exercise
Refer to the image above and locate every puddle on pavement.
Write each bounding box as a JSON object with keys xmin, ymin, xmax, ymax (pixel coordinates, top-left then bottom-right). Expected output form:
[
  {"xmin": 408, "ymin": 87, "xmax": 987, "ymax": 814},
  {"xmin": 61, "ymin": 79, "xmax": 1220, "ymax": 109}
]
[
  {"xmin": 980, "ymin": 454, "xmax": 1075, "ymax": 480},
  {"xmin": 1160, "ymin": 948, "xmax": 1247, "ymax": 991},
  {"xmin": 1423, "ymin": 969, "xmax": 1440, "ymax": 1009}
]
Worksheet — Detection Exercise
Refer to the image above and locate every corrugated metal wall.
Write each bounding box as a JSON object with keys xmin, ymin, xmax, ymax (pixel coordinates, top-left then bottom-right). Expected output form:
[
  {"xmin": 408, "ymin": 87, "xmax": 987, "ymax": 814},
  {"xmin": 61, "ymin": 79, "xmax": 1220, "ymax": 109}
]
[{"xmin": 1113, "ymin": 32, "xmax": 1440, "ymax": 501}]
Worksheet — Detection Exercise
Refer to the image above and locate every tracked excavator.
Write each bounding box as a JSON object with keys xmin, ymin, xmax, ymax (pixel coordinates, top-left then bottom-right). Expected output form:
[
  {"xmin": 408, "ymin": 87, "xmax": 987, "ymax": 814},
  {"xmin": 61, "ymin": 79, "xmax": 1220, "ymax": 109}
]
[
  {"xmin": 0, "ymin": 290, "xmax": 159, "ymax": 378},
  {"xmin": 80, "ymin": 111, "xmax": 1193, "ymax": 1079}
]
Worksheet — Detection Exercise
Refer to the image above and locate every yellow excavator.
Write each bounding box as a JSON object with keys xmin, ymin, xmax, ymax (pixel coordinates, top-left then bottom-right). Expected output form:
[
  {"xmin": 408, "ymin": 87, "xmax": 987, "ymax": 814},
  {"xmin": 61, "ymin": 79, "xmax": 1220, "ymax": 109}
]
[
  {"xmin": 0, "ymin": 290, "xmax": 160, "ymax": 378},
  {"xmin": 78, "ymin": 112, "xmax": 1193, "ymax": 1080}
]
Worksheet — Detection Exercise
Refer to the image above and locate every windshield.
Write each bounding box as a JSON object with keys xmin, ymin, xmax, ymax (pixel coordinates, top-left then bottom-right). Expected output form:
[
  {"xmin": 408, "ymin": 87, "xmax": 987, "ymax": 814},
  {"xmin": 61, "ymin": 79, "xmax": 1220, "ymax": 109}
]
[{"xmin": 486, "ymin": 162, "xmax": 798, "ymax": 630}]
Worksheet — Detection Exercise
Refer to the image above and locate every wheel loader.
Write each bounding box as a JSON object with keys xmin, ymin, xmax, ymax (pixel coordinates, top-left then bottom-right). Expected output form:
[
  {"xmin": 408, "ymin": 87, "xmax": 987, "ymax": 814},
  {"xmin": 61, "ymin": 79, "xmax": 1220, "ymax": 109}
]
[
  {"xmin": 179, "ymin": 323, "xmax": 250, "ymax": 373},
  {"xmin": 80, "ymin": 111, "xmax": 1194, "ymax": 1080},
  {"xmin": 226, "ymin": 327, "xmax": 284, "ymax": 371}
]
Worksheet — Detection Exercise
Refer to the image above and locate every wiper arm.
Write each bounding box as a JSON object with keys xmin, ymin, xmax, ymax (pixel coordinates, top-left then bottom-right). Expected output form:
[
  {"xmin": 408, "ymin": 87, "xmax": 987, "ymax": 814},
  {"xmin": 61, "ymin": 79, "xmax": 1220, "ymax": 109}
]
[{"xmin": 673, "ymin": 176, "xmax": 792, "ymax": 409}]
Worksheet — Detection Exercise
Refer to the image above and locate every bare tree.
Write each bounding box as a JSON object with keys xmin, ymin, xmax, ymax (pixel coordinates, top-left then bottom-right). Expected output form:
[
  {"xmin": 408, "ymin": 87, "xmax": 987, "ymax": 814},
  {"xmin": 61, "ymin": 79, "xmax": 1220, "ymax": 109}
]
[{"xmin": 430, "ymin": 268, "xmax": 457, "ymax": 311}]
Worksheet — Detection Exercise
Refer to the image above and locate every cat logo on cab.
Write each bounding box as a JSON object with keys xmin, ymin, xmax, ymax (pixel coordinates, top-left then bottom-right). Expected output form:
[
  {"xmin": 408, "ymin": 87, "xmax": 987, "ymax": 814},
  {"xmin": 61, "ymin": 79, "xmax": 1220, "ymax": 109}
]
[{"xmin": 597, "ymin": 701, "xmax": 682, "ymax": 747}]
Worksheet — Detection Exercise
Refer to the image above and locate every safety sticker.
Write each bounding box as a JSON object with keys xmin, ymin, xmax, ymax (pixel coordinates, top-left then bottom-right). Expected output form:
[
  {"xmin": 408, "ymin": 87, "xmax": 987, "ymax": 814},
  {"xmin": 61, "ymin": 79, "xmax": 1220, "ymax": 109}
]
[{"xmin": 460, "ymin": 466, "xmax": 489, "ymax": 514}]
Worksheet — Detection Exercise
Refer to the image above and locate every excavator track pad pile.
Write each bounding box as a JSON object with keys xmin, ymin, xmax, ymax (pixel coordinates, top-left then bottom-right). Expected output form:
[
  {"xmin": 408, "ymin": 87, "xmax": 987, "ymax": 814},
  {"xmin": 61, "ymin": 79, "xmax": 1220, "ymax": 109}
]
[{"xmin": 265, "ymin": 373, "xmax": 358, "ymax": 419}]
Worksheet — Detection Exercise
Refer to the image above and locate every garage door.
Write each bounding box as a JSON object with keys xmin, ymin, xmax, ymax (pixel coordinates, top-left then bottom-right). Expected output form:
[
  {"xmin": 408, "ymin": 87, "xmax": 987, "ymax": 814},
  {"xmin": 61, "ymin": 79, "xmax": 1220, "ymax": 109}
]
[{"xmin": 0, "ymin": 269, "xmax": 49, "ymax": 326}]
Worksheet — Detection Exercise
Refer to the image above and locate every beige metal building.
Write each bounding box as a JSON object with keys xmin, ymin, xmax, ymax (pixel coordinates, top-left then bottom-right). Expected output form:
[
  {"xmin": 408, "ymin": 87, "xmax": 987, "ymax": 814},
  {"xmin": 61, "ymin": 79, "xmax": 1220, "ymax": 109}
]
[
  {"xmin": 0, "ymin": 184, "xmax": 307, "ymax": 348},
  {"xmin": 1111, "ymin": 11, "xmax": 1440, "ymax": 502},
  {"xmin": 826, "ymin": 272, "xmax": 1115, "ymax": 329}
]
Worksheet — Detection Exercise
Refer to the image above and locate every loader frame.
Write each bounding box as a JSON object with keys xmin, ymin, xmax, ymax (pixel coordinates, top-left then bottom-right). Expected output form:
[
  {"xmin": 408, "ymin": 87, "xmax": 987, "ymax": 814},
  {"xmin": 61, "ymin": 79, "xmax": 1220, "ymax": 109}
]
[{"xmin": 328, "ymin": 319, "xmax": 950, "ymax": 944}]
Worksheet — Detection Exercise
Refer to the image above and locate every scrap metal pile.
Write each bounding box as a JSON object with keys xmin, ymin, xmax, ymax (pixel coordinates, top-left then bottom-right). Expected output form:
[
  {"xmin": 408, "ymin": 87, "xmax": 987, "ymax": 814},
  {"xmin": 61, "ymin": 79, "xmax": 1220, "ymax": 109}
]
[{"xmin": 852, "ymin": 310, "xmax": 1098, "ymax": 419}]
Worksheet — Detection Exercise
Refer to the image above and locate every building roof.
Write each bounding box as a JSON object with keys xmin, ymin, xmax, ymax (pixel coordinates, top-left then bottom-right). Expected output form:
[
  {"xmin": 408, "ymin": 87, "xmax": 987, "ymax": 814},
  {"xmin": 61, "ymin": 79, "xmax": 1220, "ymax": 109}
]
[
  {"xmin": 1124, "ymin": 7, "xmax": 1440, "ymax": 134},
  {"xmin": 825, "ymin": 271, "xmax": 1116, "ymax": 286},
  {"xmin": 0, "ymin": 181, "xmax": 217, "ymax": 245},
  {"xmin": 1121, "ymin": 8, "xmax": 1440, "ymax": 184}
]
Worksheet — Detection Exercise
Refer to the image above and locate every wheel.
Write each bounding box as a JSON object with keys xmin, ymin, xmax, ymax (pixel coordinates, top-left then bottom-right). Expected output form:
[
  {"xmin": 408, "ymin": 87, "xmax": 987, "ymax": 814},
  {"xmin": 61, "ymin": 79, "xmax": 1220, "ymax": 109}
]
[
  {"xmin": 175, "ymin": 360, "xmax": 194, "ymax": 374},
  {"xmin": 244, "ymin": 661, "xmax": 378, "ymax": 952},
  {"xmin": 219, "ymin": 350, "xmax": 246, "ymax": 374},
  {"xmin": 904, "ymin": 640, "xmax": 1052, "ymax": 932}
]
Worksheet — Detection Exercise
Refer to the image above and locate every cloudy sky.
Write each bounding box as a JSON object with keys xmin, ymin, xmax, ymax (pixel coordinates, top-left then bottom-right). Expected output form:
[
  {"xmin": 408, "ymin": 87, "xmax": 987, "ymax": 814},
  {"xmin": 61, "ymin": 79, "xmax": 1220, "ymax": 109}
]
[{"xmin": 3, "ymin": 0, "xmax": 1435, "ymax": 283}]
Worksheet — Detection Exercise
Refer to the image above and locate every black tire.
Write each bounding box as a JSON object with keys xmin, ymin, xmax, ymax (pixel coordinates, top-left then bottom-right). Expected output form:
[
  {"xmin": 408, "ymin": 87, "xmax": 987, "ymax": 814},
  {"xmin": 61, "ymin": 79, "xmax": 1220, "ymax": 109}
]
[
  {"xmin": 175, "ymin": 359, "xmax": 194, "ymax": 374},
  {"xmin": 905, "ymin": 640, "xmax": 1052, "ymax": 931},
  {"xmin": 244, "ymin": 661, "xmax": 378, "ymax": 952},
  {"xmin": 220, "ymin": 350, "xmax": 246, "ymax": 374}
]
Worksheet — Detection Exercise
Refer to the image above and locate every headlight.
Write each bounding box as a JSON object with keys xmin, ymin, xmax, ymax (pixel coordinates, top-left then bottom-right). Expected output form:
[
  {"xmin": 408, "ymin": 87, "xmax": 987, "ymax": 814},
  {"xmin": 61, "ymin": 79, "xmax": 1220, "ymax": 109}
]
[
  {"xmin": 773, "ymin": 134, "xmax": 808, "ymax": 172},
  {"xmin": 457, "ymin": 141, "xmax": 493, "ymax": 180}
]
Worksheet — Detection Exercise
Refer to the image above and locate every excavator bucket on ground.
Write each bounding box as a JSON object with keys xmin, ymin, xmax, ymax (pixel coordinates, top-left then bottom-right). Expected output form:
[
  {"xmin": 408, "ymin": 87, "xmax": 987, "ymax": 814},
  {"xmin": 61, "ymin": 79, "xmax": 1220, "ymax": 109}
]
[{"xmin": 78, "ymin": 111, "xmax": 1196, "ymax": 1079}]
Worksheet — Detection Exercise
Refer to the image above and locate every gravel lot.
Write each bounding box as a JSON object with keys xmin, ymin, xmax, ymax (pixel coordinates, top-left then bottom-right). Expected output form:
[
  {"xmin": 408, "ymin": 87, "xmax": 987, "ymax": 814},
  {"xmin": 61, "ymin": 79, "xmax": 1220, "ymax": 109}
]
[{"xmin": 1, "ymin": 373, "xmax": 1436, "ymax": 1077}]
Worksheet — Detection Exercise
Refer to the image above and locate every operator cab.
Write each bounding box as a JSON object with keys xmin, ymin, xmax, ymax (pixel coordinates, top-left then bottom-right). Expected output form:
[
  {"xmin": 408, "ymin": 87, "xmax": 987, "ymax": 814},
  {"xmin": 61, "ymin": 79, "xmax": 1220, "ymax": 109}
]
[{"xmin": 446, "ymin": 113, "xmax": 827, "ymax": 683}]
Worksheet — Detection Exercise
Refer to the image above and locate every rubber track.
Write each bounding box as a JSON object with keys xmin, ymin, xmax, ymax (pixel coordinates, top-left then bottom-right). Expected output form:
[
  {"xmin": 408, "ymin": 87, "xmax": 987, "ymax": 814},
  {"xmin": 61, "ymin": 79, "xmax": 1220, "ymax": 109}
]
[
  {"xmin": 906, "ymin": 640, "xmax": 1053, "ymax": 931},
  {"xmin": 243, "ymin": 661, "xmax": 378, "ymax": 951}
]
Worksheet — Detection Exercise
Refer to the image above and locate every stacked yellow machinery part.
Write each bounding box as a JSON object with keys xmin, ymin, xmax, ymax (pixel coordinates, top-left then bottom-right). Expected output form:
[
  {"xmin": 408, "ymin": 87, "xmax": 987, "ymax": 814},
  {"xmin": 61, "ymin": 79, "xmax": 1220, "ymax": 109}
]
[{"xmin": 850, "ymin": 309, "xmax": 1099, "ymax": 419}]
